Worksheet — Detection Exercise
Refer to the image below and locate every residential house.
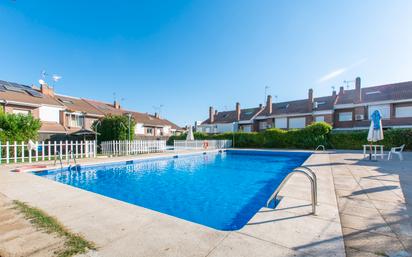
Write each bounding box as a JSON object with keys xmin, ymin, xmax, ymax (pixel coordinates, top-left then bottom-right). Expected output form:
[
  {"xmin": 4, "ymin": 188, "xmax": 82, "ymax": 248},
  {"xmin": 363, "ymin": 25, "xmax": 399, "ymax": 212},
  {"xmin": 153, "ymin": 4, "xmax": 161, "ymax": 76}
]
[
  {"xmin": 131, "ymin": 111, "xmax": 183, "ymax": 139},
  {"xmin": 0, "ymin": 80, "xmax": 66, "ymax": 139},
  {"xmin": 197, "ymin": 103, "xmax": 264, "ymax": 133},
  {"xmin": 0, "ymin": 79, "xmax": 182, "ymax": 140},
  {"xmin": 254, "ymin": 89, "xmax": 336, "ymax": 131},
  {"xmin": 198, "ymin": 77, "xmax": 412, "ymax": 132},
  {"xmin": 334, "ymin": 78, "xmax": 412, "ymax": 130}
]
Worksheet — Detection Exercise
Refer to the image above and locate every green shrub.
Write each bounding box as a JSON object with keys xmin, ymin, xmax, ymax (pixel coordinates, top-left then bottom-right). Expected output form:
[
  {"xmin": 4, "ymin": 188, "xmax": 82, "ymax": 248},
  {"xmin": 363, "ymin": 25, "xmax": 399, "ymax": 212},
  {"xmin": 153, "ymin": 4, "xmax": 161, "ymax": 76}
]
[
  {"xmin": 329, "ymin": 129, "xmax": 412, "ymax": 150},
  {"xmin": 0, "ymin": 111, "xmax": 41, "ymax": 143},
  {"xmin": 92, "ymin": 115, "xmax": 135, "ymax": 143},
  {"xmin": 169, "ymin": 122, "xmax": 410, "ymax": 150}
]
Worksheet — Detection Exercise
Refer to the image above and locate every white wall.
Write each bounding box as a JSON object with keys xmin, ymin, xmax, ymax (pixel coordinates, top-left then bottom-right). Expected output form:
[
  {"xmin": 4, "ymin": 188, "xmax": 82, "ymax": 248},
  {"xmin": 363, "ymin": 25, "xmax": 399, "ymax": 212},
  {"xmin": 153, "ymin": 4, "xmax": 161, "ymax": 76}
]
[
  {"xmin": 275, "ymin": 118, "xmax": 287, "ymax": 128},
  {"xmin": 289, "ymin": 117, "xmax": 306, "ymax": 129},
  {"xmin": 163, "ymin": 126, "xmax": 171, "ymax": 135},
  {"xmin": 39, "ymin": 106, "xmax": 61, "ymax": 123},
  {"xmin": 216, "ymin": 123, "xmax": 236, "ymax": 133},
  {"xmin": 197, "ymin": 123, "xmax": 235, "ymax": 133},
  {"xmin": 396, "ymin": 106, "xmax": 412, "ymax": 118},
  {"xmin": 134, "ymin": 123, "xmax": 145, "ymax": 134}
]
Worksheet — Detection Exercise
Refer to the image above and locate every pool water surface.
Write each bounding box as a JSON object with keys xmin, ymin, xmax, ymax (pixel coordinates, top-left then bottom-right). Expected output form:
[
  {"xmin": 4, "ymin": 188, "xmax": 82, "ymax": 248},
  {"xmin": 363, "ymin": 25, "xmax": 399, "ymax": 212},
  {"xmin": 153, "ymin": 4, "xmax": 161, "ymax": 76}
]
[{"xmin": 36, "ymin": 150, "xmax": 310, "ymax": 230}]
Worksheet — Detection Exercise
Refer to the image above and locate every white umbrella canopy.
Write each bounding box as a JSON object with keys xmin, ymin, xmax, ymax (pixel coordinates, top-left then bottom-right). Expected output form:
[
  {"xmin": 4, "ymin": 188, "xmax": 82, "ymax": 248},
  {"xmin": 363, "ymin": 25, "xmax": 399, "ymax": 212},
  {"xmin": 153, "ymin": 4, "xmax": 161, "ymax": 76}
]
[
  {"xmin": 186, "ymin": 126, "xmax": 194, "ymax": 141},
  {"xmin": 367, "ymin": 110, "xmax": 384, "ymax": 142}
]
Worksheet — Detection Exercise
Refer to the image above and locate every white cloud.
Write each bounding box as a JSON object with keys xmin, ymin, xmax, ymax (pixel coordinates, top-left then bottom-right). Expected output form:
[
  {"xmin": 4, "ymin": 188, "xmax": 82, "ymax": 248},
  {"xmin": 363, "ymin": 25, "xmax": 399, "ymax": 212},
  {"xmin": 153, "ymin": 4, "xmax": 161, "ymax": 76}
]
[{"xmin": 317, "ymin": 58, "xmax": 367, "ymax": 84}]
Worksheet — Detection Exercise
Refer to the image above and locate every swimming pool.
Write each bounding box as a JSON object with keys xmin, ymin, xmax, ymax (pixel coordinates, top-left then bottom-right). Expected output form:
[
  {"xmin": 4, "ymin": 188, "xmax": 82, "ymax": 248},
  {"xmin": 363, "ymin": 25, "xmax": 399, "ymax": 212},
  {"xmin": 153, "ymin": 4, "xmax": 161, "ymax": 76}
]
[{"xmin": 35, "ymin": 150, "xmax": 310, "ymax": 230}]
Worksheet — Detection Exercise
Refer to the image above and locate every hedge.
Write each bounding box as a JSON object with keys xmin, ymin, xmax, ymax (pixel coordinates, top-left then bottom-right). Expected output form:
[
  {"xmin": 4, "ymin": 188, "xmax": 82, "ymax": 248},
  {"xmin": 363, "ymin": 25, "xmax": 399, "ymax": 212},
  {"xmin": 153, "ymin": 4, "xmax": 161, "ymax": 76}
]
[
  {"xmin": 168, "ymin": 122, "xmax": 411, "ymax": 150},
  {"xmin": 329, "ymin": 129, "xmax": 412, "ymax": 150}
]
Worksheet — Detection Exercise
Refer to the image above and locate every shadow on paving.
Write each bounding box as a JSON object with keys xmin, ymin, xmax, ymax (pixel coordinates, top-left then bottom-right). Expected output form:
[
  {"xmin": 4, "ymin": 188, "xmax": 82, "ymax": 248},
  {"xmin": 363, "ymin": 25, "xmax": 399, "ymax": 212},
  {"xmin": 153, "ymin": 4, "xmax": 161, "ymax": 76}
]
[{"xmin": 330, "ymin": 151, "xmax": 412, "ymax": 257}]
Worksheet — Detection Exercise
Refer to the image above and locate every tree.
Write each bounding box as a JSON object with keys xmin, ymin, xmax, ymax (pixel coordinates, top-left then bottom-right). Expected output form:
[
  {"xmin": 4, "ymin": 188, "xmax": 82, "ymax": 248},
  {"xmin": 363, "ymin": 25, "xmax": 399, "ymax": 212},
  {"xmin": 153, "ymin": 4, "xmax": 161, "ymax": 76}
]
[
  {"xmin": 92, "ymin": 115, "xmax": 135, "ymax": 143},
  {"xmin": 0, "ymin": 110, "xmax": 42, "ymax": 143}
]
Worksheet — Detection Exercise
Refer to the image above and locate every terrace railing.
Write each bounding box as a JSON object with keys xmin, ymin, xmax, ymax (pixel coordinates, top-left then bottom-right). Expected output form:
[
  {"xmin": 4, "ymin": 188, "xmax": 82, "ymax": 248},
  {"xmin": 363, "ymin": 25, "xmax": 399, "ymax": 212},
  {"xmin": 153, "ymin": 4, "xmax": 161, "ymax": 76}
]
[
  {"xmin": 101, "ymin": 140, "xmax": 167, "ymax": 156},
  {"xmin": 0, "ymin": 140, "xmax": 97, "ymax": 165},
  {"xmin": 173, "ymin": 140, "xmax": 232, "ymax": 150}
]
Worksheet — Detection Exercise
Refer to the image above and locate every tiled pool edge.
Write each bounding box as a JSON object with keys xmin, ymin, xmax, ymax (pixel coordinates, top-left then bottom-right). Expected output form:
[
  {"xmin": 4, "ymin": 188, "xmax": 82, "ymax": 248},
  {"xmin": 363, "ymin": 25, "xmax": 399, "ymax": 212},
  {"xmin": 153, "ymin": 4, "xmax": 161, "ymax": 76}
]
[{"xmin": 0, "ymin": 150, "xmax": 345, "ymax": 257}]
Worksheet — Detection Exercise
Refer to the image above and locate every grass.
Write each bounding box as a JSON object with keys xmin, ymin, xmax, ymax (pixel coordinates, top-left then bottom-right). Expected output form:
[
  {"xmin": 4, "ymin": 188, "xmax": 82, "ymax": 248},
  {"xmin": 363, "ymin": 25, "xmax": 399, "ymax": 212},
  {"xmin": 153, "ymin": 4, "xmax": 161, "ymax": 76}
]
[{"xmin": 13, "ymin": 200, "xmax": 96, "ymax": 257}]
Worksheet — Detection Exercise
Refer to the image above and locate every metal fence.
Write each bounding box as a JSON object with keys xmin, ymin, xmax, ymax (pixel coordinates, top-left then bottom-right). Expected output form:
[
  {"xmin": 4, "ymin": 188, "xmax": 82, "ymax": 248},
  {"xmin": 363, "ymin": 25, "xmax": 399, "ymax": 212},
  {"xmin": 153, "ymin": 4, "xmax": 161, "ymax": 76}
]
[
  {"xmin": 173, "ymin": 140, "xmax": 232, "ymax": 150},
  {"xmin": 0, "ymin": 140, "xmax": 97, "ymax": 164},
  {"xmin": 101, "ymin": 140, "xmax": 167, "ymax": 156}
]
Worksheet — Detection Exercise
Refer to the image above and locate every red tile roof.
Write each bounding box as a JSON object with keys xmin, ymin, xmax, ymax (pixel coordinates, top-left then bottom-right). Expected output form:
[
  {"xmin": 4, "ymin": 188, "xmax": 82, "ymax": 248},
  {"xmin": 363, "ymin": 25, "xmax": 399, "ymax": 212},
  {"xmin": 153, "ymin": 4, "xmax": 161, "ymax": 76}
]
[
  {"xmin": 336, "ymin": 81, "xmax": 412, "ymax": 105},
  {"xmin": 202, "ymin": 107, "xmax": 263, "ymax": 124}
]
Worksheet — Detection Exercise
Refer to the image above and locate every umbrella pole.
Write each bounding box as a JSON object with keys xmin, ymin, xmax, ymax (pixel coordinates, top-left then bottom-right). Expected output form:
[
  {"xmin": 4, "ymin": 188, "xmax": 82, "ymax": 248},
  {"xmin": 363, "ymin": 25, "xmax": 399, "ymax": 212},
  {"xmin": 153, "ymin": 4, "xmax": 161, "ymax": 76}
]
[{"xmin": 369, "ymin": 142, "xmax": 372, "ymax": 160}]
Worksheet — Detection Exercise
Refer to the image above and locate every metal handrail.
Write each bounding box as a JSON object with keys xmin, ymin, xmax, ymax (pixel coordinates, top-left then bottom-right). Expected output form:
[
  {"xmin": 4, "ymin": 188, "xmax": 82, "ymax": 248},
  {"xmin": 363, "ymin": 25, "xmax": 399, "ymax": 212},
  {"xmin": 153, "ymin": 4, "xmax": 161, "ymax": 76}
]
[
  {"xmin": 53, "ymin": 151, "xmax": 63, "ymax": 169},
  {"xmin": 315, "ymin": 145, "xmax": 325, "ymax": 151},
  {"xmin": 266, "ymin": 166, "xmax": 317, "ymax": 214},
  {"xmin": 299, "ymin": 166, "xmax": 317, "ymax": 205}
]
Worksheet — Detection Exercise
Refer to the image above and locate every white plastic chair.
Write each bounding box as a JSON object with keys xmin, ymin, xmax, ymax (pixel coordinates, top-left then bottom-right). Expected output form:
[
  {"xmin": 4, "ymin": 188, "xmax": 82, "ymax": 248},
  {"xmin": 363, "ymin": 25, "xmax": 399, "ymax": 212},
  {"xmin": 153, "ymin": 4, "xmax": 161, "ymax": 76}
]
[{"xmin": 388, "ymin": 144, "xmax": 405, "ymax": 161}]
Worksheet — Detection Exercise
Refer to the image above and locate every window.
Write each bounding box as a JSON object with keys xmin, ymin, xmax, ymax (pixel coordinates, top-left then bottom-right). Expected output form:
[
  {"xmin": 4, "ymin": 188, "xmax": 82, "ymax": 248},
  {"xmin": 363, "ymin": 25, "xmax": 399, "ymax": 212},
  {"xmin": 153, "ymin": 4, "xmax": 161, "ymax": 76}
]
[
  {"xmin": 13, "ymin": 109, "xmax": 30, "ymax": 115},
  {"xmin": 339, "ymin": 112, "xmax": 352, "ymax": 122},
  {"xmin": 275, "ymin": 118, "xmax": 287, "ymax": 128},
  {"xmin": 67, "ymin": 114, "xmax": 84, "ymax": 128},
  {"xmin": 315, "ymin": 116, "xmax": 325, "ymax": 122},
  {"xmin": 368, "ymin": 104, "xmax": 390, "ymax": 120},
  {"xmin": 241, "ymin": 125, "xmax": 252, "ymax": 132},
  {"xmin": 396, "ymin": 106, "xmax": 412, "ymax": 118},
  {"xmin": 259, "ymin": 121, "xmax": 267, "ymax": 130},
  {"xmin": 146, "ymin": 128, "xmax": 153, "ymax": 135},
  {"xmin": 289, "ymin": 117, "xmax": 306, "ymax": 129}
]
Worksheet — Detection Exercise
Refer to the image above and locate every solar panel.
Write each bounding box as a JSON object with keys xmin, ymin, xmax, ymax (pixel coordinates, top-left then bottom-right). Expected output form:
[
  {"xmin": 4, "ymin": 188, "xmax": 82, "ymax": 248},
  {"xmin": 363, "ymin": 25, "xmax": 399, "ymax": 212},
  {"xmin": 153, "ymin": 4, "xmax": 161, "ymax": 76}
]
[
  {"xmin": 9, "ymin": 82, "xmax": 30, "ymax": 89},
  {"xmin": 0, "ymin": 85, "xmax": 5, "ymax": 91},
  {"xmin": 25, "ymin": 89, "xmax": 44, "ymax": 98},
  {"xmin": 3, "ymin": 84, "xmax": 25, "ymax": 93}
]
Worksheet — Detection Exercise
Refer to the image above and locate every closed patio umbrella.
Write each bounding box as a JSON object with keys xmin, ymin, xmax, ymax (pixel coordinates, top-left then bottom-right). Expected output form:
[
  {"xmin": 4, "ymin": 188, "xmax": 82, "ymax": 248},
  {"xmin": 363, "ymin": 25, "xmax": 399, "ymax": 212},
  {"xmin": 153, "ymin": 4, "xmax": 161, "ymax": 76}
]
[
  {"xmin": 367, "ymin": 110, "xmax": 384, "ymax": 160},
  {"xmin": 186, "ymin": 126, "xmax": 194, "ymax": 141}
]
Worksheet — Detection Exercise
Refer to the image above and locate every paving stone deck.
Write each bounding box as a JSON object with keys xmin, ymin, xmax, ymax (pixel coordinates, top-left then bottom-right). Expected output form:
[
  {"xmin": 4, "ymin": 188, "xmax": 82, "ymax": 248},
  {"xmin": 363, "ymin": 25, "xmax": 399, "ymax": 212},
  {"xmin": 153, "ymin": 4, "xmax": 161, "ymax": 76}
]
[
  {"xmin": 330, "ymin": 151, "xmax": 412, "ymax": 257},
  {"xmin": 0, "ymin": 150, "xmax": 351, "ymax": 256}
]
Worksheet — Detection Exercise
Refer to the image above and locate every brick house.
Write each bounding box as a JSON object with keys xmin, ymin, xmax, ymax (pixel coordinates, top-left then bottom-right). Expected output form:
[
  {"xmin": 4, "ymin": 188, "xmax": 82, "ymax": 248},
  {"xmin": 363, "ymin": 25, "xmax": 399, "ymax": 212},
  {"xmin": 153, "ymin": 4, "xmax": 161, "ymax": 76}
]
[
  {"xmin": 254, "ymin": 89, "xmax": 336, "ymax": 131},
  {"xmin": 199, "ymin": 77, "xmax": 412, "ymax": 132},
  {"xmin": 334, "ymin": 78, "xmax": 412, "ymax": 130},
  {"xmin": 0, "ymin": 79, "xmax": 182, "ymax": 140}
]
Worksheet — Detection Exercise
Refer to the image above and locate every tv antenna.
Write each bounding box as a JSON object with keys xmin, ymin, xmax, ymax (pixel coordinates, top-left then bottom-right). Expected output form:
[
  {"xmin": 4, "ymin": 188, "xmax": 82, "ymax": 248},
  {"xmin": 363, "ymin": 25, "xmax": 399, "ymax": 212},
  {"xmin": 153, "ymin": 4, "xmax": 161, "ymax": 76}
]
[
  {"xmin": 152, "ymin": 104, "xmax": 164, "ymax": 117},
  {"xmin": 343, "ymin": 80, "xmax": 355, "ymax": 90},
  {"xmin": 264, "ymin": 85, "xmax": 270, "ymax": 102}
]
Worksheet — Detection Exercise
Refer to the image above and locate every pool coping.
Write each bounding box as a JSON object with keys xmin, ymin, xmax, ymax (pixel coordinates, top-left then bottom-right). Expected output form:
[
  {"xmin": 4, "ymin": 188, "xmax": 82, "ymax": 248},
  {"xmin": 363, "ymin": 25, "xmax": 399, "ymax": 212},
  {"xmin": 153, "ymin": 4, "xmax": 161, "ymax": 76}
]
[{"xmin": 0, "ymin": 149, "xmax": 345, "ymax": 257}]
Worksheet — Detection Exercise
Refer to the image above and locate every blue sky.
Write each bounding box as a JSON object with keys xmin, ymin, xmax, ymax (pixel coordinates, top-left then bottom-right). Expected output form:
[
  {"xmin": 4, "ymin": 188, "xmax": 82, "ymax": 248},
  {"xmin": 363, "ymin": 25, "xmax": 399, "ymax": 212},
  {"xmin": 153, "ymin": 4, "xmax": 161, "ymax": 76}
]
[{"xmin": 1, "ymin": 1, "xmax": 412, "ymax": 125}]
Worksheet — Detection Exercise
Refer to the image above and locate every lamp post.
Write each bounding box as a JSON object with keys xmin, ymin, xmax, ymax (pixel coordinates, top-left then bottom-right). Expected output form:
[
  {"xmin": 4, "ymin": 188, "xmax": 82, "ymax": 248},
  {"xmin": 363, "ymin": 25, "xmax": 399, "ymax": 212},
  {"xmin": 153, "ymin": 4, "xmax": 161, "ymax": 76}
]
[
  {"xmin": 127, "ymin": 113, "xmax": 132, "ymax": 141},
  {"xmin": 232, "ymin": 122, "xmax": 236, "ymax": 148}
]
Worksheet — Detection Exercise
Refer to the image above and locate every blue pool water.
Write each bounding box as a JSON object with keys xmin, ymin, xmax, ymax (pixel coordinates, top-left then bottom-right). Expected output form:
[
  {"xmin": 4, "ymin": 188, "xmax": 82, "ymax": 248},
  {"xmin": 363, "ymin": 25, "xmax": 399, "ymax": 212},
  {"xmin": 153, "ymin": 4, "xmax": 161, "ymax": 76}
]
[{"xmin": 35, "ymin": 150, "xmax": 309, "ymax": 230}]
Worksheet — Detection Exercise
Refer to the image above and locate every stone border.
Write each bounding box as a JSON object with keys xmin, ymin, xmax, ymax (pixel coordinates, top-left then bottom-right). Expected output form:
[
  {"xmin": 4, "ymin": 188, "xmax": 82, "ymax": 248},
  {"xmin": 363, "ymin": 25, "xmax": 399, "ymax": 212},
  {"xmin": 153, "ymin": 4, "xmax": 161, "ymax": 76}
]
[{"xmin": 0, "ymin": 150, "xmax": 345, "ymax": 257}]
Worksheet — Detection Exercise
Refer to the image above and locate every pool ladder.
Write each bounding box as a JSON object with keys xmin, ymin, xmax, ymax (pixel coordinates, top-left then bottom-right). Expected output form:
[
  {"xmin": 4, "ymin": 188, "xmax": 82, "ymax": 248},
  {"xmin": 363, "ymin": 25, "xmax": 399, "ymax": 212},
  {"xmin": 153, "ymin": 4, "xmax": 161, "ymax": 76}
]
[
  {"xmin": 54, "ymin": 151, "xmax": 63, "ymax": 169},
  {"xmin": 266, "ymin": 166, "xmax": 317, "ymax": 214},
  {"xmin": 315, "ymin": 145, "xmax": 325, "ymax": 151},
  {"xmin": 53, "ymin": 151, "xmax": 78, "ymax": 170}
]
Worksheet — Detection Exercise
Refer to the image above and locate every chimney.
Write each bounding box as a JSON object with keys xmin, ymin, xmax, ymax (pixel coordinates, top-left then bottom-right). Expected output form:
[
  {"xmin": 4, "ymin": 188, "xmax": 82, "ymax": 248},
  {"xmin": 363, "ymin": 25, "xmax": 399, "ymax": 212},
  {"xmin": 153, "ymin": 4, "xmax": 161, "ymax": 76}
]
[
  {"xmin": 114, "ymin": 100, "xmax": 120, "ymax": 109},
  {"xmin": 209, "ymin": 106, "xmax": 214, "ymax": 123},
  {"xmin": 339, "ymin": 86, "xmax": 344, "ymax": 95},
  {"xmin": 266, "ymin": 95, "xmax": 272, "ymax": 114},
  {"xmin": 259, "ymin": 103, "xmax": 263, "ymax": 109},
  {"xmin": 154, "ymin": 112, "xmax": 159, "ymax": 118},
  {"xmin": 236, "ymin": 102, "xmax": 241, "ymax": 121},
  {"xmin": 308, "ymin": 88, "xmax": 314, "ymax": 111},
  {"xmin": 332, "ymin": 90, "xmax": 337, "ymax": 98},
  {"xmin": 355, "ymin": 77, "xmax": 361, "ymax": 103},
  {"xmin": 40, "ymin": 82, "xmax": 54, "ymax": 97}
]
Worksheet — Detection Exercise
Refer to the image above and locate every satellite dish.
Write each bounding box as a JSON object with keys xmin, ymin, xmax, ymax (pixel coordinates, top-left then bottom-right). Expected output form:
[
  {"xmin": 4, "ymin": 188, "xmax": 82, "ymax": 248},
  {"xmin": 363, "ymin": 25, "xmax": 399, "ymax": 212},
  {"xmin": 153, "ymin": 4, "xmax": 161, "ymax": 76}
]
[
  {"xmin": 38, "ymin": 79, "xmax": 45, "ymax": 84},
  {"xmin": 52, "ymin": 75, "xmax": 62, "ymax": 82}
]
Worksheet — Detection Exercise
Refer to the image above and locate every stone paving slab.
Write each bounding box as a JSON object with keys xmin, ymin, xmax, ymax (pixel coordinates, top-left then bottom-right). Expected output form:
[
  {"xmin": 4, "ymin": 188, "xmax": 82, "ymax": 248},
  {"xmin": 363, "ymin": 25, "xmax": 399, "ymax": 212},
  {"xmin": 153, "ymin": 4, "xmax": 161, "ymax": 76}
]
[
  {"xmin": 330, "ymin": 152, "xmax": 412, "ymax": 257},
  {"xmin": 0, "ymin": 150, "xmax": 345, "ymax": 257}
]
